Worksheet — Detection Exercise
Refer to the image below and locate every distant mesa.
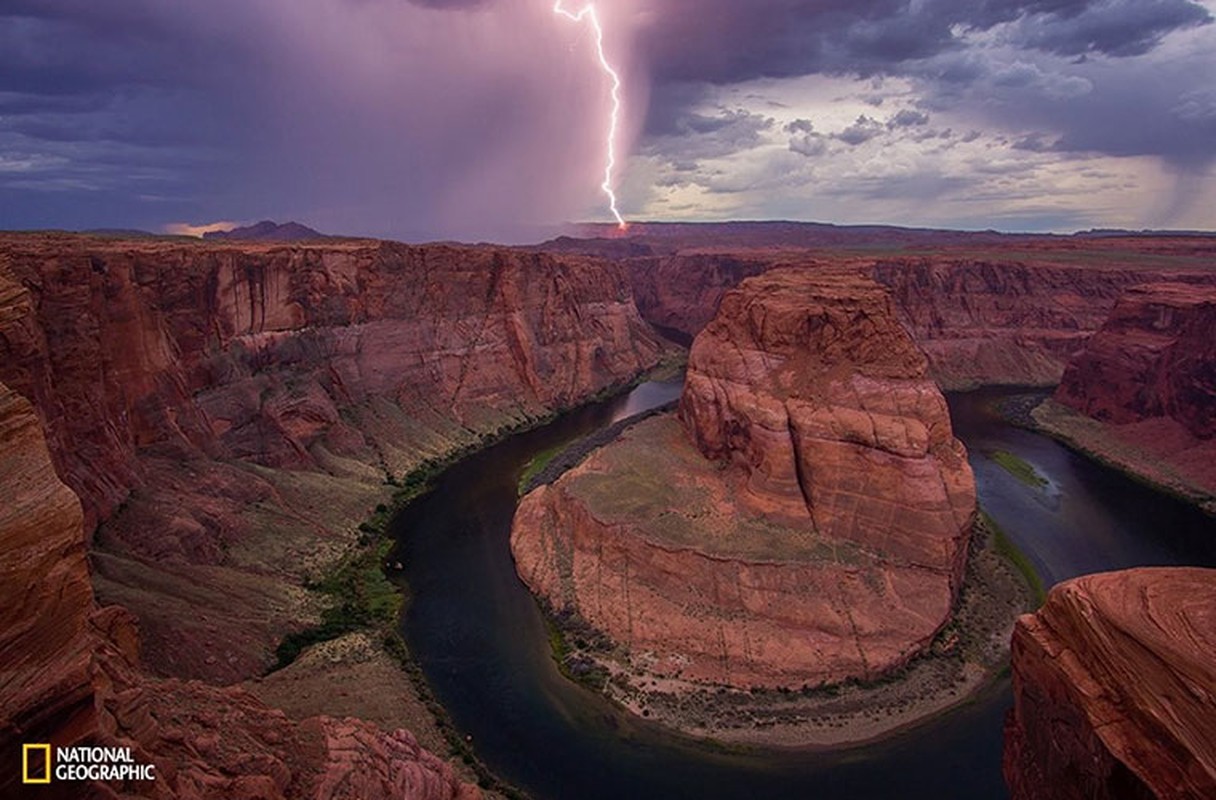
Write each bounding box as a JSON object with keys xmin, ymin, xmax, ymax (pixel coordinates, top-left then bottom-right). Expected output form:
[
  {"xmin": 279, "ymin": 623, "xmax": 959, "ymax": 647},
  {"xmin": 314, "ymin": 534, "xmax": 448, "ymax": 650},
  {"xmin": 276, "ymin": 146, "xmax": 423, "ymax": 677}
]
[{"xmin": 203, "ymin": 219, "xmax": 329, "ymax": 241}]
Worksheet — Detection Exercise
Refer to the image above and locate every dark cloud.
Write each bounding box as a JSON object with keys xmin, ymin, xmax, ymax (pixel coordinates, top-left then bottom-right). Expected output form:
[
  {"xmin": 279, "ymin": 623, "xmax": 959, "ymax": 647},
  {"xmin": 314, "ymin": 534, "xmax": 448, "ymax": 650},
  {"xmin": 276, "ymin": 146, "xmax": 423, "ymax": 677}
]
[
  {"xmin": 835, "ymin": 115, "xmax": 885, "ymax": 145},
  {"xmin": 636, "ymin": 0, "xmax": 1209, "ymax": 88},
  {"xmin": 644, "ymin": 108, "xmax": 775, "ymax": 162},
  {"xmin": 0, "ymin": 0, "xmax": 618, "ymax": 240},
  {"xmin": 1009, "ymin": 0, "xmax": 1212, "ymax": 57},
  {"xmin": 1011, "ymin": 132, "xmax": 1056, "ymax": 151},
  {"xmin": 888, "ymin": 108, "xmax": 930, "ymax": 128}
]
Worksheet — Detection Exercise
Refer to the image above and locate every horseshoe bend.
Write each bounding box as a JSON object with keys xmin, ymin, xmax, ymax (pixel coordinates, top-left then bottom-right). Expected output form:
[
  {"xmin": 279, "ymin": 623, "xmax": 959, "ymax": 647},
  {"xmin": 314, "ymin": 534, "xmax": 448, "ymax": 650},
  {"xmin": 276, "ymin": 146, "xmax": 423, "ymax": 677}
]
[
  {"xmin": 1, "ymin": 229, "xmax": 1215, "ymax": 797},
  {"xmin": 509, "ymin": 268, "xmax": 1035, "ymax": 745}
]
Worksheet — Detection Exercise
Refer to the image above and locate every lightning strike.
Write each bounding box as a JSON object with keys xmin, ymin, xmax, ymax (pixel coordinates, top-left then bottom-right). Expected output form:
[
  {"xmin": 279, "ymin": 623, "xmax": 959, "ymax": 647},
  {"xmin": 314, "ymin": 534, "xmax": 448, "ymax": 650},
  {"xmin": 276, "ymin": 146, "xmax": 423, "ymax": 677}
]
[{"xmin": 553, "ymin": 1, "xmax": 628, "ymax": 230}]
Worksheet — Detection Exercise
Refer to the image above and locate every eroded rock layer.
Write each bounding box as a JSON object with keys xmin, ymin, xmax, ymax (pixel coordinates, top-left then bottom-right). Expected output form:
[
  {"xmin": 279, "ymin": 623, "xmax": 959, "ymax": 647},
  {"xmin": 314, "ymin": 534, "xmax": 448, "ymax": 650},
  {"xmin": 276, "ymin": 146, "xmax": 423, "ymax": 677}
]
[
  {"xmin": 0, "ymin": 233, "xmax": 666, "ymax": 681},
  {"xmin": 0, "ymin": 380, "xmax": 480, "ymax": 798},
  {"xmin": 512, "ymin": 269, "xmax": 975, "ymax": 689},
  {"xmin": 626, "ymin": 245, "xmax": 1216, "ymax": 390},
  {"xmin": 1054, "ymin": 283, "xmax": 1216, "ymax": 436},
  {"xmin": 1004, "ymin": 568, "xmax": 1216, "ymax": 800},
  {"xmin": 1035, "ymin": 283, "xmax": 1216, "ymax": 513}
]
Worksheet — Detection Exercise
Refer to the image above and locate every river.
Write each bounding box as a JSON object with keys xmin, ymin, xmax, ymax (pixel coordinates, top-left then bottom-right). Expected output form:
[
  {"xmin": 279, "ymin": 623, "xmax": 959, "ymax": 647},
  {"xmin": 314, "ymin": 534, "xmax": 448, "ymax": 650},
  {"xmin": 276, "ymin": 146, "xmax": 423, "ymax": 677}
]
[{"xmin": 391, "ymin": 381, "xmax": 1216, "ymax": 800}]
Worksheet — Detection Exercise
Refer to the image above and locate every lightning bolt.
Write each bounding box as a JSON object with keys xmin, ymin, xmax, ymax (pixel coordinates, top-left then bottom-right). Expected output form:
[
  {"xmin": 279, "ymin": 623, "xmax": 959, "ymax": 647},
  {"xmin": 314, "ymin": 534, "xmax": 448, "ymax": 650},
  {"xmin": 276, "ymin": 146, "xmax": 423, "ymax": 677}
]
[{"xmin": 553, "ymin": 1, "xmax": 628, "ymax": 230}]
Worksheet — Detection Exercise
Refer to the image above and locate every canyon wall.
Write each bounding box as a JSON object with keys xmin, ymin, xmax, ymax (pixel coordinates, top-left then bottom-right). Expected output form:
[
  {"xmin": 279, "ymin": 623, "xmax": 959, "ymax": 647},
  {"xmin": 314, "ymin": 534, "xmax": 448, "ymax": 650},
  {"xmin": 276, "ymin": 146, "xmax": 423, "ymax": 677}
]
[
  {"xmin": 0, "ymin": 232, "xmax": 666, "ymax": 681},
  {"xmin": 1034, "ymin": 283, "xmax": 1216, "ymax": 513},
  {"xmin": 1004, "ymin": 568, "xmax": 1216, "ymax": 799},
  {"xmin": 1053, "ymin": 283, "xmax": 1216, "ymax": 435},
  {"xmin": 512, "ymin": 269, "xmax": 975, "ymax": 689},
  {"xmin": 628, "ymin": 250, "xmax": 1216, "ymax": 390},
  {"xmin": 0, "ymin": 378, "xmax": 479, "ymax": 798}
]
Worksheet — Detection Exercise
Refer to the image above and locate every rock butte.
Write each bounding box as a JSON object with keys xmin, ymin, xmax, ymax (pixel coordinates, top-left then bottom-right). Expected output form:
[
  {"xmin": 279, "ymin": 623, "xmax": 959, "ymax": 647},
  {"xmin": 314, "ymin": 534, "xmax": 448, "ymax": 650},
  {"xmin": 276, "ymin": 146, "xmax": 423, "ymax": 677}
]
[
  {"xmin": 623, "ymin": 243, "xmax": 1216, "ymax": 390},
  {"xmin": 511, "ymin": 269, "xmax": 976, "ymax": 689},
  {"xmin": 1035, "ymin": 282, "xmax": 1216, "ymax": 513},
  {"xmin": 1004, "ymin": 568, "xmax": 1216, "ymax": 799}
]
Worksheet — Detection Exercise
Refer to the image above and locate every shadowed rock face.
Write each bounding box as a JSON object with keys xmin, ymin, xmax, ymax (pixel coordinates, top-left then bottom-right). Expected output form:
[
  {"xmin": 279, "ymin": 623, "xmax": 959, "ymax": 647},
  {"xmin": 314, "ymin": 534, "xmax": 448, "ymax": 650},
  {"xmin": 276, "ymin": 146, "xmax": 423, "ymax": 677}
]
[
  {"xmin": 512, "ymin": 269, "xmax": 975, "ymax": 689},
  {"xmin": 1032, "ymin": 283, "xmax": 1216, "ymax": 514},
  {"xmin": 1054, "ymin": 283, "xmax": 1216, "ymax": 438},
  {"xmin": 0, "ymin": 233, "xmax": 666, "ymax": 681},
  {"xmin": 0, "ymin": 380, "xmax": 480, "ymax": 799},
  {"xmin": 1004, "ymin": 568, "xmax": 1216, "ymax": 800}
]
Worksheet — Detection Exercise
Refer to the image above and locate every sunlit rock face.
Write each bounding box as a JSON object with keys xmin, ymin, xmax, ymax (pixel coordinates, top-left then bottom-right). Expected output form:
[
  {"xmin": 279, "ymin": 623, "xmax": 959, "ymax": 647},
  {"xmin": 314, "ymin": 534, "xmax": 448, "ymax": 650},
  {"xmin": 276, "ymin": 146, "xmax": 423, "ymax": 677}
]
[
  {"xmin": 1004, "ymin": 568, "xmax": 1216, "ymax": 800},
  {"xmin": 512, "ymin": 269, "xmax": 975, "ymax": 690}
]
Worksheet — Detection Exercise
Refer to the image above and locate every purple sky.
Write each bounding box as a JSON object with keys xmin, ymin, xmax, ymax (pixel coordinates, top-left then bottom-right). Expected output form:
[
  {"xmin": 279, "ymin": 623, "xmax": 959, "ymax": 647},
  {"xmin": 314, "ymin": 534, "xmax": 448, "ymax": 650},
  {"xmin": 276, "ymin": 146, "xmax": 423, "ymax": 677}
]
[{"xmin": 2, "ymin": 0, "xmax": 1214, "ymax": 241}]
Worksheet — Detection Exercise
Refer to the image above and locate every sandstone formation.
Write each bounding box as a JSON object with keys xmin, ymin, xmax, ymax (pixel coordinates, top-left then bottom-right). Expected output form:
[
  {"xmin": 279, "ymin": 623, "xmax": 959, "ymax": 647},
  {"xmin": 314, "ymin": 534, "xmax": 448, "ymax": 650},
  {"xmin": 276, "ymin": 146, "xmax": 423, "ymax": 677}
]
[
  {"xmin": 1035, "ymin": 283, "xmax": 1216, "ymax": 513},
  {"xmin": 0, "ymin": 233, "xmax": 666, "ymax": 680},
  {"xmin": 512, "ymin": 269, "xmax": 975, "ymax": 689},
  {"xmin": 873, "ymin": 258, "xmax": 1145, "ymax": 389},
  {"xmin": 625, "ymin": 242, "xmax": 1216, "ymax": 390},
  {"xmin": 1004, "ymin": 568, "xmax": 1216, "ymax": 799},
  {"xmin": 1053, "ymin": 283, "xmax": 1216, "ymax": 434},
  {"xmin": 0, "ymin": 379, "xmax": 481, "ymax": 798}
]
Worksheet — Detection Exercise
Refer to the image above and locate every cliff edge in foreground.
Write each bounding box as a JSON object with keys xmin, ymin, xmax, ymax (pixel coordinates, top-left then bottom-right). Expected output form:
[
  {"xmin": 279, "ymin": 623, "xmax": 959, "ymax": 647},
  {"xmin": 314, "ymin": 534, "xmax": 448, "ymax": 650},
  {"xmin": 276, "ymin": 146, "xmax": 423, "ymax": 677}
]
[{"xmin": 1004, "ymin": 568, "xmax": 1216, "ymax": 800}]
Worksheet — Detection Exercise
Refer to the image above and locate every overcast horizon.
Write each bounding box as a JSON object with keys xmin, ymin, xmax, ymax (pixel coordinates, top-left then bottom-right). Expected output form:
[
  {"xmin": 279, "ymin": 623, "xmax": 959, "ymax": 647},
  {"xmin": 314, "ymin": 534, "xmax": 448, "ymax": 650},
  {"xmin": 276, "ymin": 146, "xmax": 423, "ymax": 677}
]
[{"xmin": 2, "ymin": 0, "xmax": 1215, "ymax": 242}]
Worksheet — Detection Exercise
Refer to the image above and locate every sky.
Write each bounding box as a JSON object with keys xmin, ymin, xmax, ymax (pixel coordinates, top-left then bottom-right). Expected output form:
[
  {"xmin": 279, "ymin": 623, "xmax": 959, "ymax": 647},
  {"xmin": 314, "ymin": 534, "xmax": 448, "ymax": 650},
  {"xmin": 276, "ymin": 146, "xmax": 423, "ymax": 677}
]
[{"xmin": 1, "ymin": 0, "xmax": 1214, "ymax": 241}]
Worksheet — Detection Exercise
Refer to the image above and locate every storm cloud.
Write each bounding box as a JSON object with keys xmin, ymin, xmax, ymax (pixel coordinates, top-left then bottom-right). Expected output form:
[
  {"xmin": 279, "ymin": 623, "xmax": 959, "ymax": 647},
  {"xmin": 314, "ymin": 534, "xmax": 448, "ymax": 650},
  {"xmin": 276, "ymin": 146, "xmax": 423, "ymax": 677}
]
[{"xmin": 1, "ymin": 0, "xmax": 1214, "ymax": 236}]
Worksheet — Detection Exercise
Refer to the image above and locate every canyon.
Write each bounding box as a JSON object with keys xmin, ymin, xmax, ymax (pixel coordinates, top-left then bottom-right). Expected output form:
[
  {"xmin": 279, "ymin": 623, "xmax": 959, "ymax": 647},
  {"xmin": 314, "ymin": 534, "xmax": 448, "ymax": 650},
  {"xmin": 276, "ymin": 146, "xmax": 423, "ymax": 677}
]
[
  {"xmin": 623, "ymin": 237, "xmax": 1216, "ymax": 389},
  {"xmin": 0, "ymin": 232, "xmax": 666, "ymax": 796},
  {"xmin": 510, "ymin": 269, "xmax": 978, "ymax": 698},
  {"xmin": 3, "ymin": 227, "xmax": 1215, "ymax": 797},
  {"xmin": 1004, "ymin": 568, "xmax": 1216, "ymax": 799},
  {"xmin": 0, "ymin": 379, "xmax": 481, "ymax": 799}
]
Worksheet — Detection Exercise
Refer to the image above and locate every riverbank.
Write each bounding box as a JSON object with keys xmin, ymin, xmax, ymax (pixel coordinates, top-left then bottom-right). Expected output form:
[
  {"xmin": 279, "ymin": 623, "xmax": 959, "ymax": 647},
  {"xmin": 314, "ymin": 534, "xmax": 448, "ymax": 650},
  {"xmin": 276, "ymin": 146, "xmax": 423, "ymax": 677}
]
[
  {"xmin": 541, "ymin": 510, "xmax": 1037, "ymax": 750},
  {"xmin": 244, "ymin": 360, "xmax": 685, "ymax": 797},
  {"xmin": 1029, "ymin": 399, "xmax": 1216, "ymax": 517}
]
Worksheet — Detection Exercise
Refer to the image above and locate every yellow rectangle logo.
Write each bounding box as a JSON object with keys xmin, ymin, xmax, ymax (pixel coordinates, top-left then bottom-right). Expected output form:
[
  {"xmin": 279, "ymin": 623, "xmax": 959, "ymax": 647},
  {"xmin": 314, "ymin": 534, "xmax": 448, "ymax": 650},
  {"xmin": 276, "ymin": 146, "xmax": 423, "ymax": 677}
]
[{"xmin": 23, "ymin": 743, "xmax": 52, "ymax": 784}]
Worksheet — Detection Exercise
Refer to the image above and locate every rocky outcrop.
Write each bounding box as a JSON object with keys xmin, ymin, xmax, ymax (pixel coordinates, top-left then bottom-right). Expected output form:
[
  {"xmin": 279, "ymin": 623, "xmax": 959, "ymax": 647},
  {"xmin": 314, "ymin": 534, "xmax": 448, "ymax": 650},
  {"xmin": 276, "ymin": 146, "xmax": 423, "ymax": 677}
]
[
  {"xmin": 0, "ymin": 384, "xmax": 97, "ymax": 773},
  {"xmin": 1035, "ymin": 283, "xmax": 1216, "ymax": 513},
  {"xmin": 1004, "ymin": 568, "xmax": 1216, "ymax": 799},
  {"xmin": 0, "ymin": 232, "xmax": 666, "ymax": 681},
  {"xmin": 512, "ymin": 269, "xmax": 975, "ymax": 690},
  {"xmin": 680, "ymin": 269, "xmax": 976, "ymax": 546},
  {"xmin": 0, "ymin": 377, "xmax": 479, "ymax": 798}
]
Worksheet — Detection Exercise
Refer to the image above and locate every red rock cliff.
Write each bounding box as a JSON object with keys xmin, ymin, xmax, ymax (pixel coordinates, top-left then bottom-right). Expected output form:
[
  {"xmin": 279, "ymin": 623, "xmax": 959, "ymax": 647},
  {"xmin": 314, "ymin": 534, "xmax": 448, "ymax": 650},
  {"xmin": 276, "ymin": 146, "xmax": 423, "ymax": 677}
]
[
  {"xmin": 0, "ymin": 232, "xmax": 666, "ymax": 682},
  {"xmin": 626, "ymin": 247, "xmax": 1216, "ymax": 390},
  {"xmin": 1004, "ymin": 568, "xmax": 1216, "ymax": 800},
  {"xmin": 1034, "ymin": 283, "xmax": 1216, "ymax": 514},
  {"xmin": 680, "ymin": 269, "xmax": 975, "ymax": 569},
  {"xmin": 0, "ymin": 379, "xmax": 480, "ymax": 799},
  {"xmin": 512, "ymin": 269, "xmax": 975, "ymax": 689},
  {"xmin": 1053, "ymin": 283, "xmax": 1216, "ymax": 437}
]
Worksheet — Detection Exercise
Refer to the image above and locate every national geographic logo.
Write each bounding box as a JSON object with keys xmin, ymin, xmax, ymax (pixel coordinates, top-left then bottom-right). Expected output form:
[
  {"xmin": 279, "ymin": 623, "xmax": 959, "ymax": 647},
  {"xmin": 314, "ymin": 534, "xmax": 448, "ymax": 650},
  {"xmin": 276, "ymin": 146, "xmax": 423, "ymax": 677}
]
[{"xmin": 22, "ymin": 744, "xmax": 156, "ymax": 785}]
